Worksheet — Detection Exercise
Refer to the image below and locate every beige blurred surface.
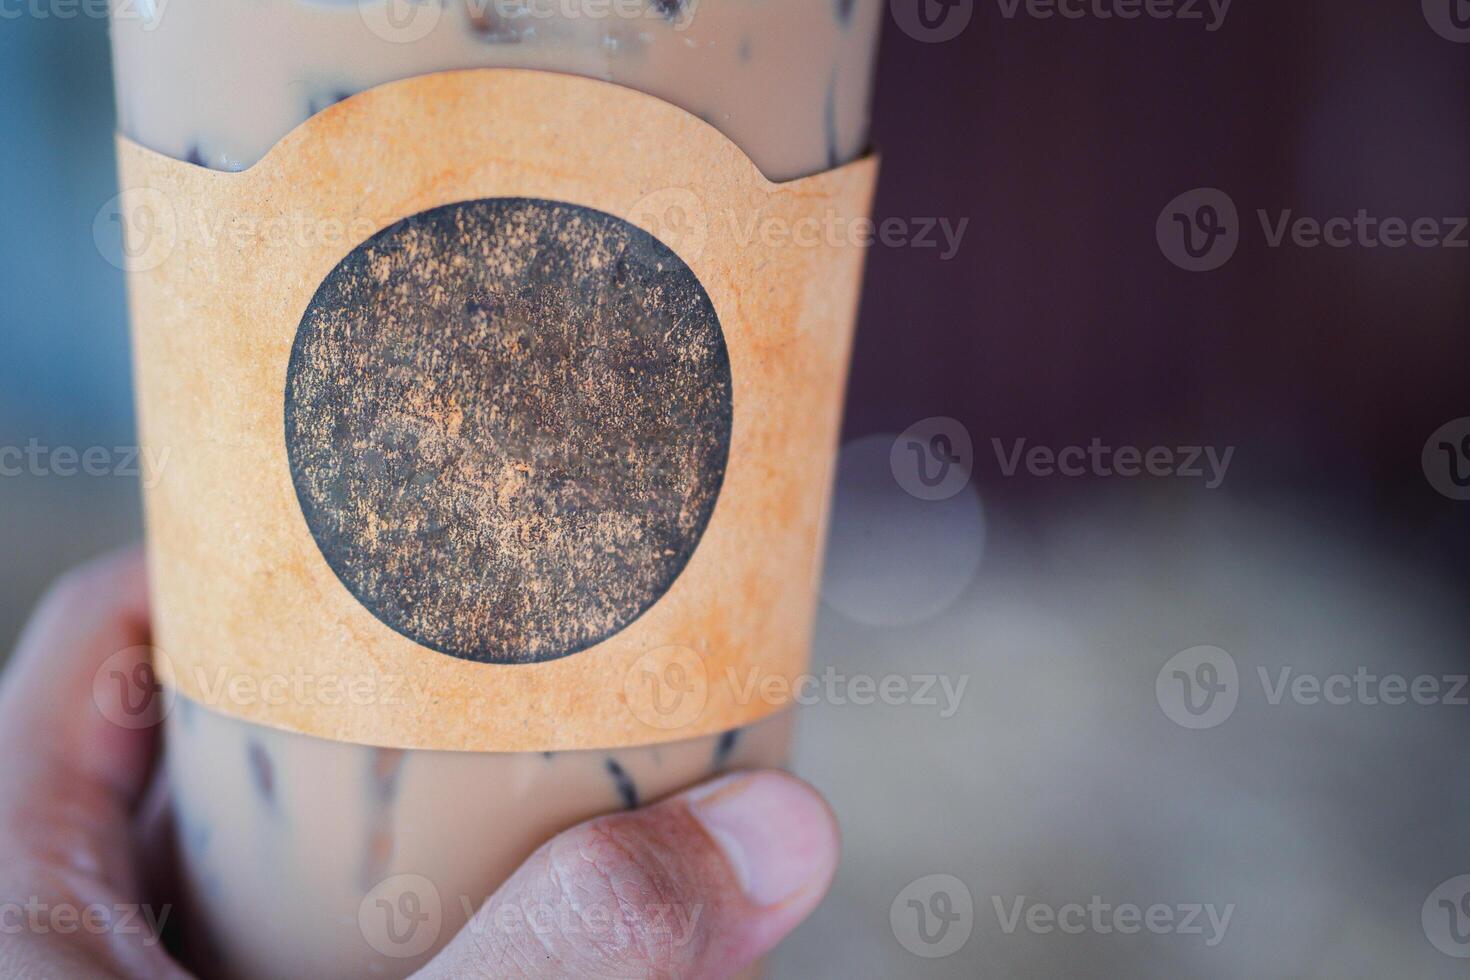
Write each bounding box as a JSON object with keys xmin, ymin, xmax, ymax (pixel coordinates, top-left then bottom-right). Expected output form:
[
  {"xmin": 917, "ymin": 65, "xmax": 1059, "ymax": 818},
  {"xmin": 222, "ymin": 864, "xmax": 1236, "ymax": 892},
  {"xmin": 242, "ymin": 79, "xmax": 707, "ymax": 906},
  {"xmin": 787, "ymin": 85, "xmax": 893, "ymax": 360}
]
[
  {"xmin": 776, "ymin": 453, "xmax": 1469, "ymax": 978},
  {"xmin": 6, "ymin": 452, "xmax": 1467, "ymax": 978}
]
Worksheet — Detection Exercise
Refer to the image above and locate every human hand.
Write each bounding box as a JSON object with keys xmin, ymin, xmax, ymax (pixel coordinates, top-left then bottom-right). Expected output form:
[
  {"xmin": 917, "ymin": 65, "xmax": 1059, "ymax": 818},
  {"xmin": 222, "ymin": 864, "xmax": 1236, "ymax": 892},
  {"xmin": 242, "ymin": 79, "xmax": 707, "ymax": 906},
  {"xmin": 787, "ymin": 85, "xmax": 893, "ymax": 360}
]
[{"xmin": 0, "ymin": 549, "xmax": 840, "ymax": 979}]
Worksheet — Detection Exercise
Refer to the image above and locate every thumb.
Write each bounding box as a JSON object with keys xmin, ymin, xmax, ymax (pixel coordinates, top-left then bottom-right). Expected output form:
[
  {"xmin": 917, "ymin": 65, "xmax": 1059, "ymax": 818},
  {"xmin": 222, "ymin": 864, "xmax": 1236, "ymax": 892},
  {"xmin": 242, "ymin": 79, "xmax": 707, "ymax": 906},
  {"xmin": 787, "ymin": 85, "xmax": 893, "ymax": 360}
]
[{"xmin": 417, "ymin": 770, "xmax": 840, "ymax": 980}]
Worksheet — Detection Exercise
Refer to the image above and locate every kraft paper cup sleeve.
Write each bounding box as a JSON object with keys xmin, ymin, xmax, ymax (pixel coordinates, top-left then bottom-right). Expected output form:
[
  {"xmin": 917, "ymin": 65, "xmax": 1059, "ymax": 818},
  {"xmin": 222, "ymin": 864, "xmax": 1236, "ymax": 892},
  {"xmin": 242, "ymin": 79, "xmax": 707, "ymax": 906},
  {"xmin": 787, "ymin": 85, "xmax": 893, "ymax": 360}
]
[{"xmin": 118, "ymin": 68, "xmax": 878, "ymax": 752}]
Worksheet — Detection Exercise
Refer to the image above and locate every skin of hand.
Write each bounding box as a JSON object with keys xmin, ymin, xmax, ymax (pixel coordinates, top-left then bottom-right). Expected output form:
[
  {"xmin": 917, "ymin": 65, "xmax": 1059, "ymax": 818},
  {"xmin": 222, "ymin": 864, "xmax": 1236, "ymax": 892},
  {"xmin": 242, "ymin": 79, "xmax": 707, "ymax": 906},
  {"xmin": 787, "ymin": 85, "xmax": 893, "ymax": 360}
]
[{"xmin": 0, "ymin": 548, "xmax": 841, "ymax": 979}]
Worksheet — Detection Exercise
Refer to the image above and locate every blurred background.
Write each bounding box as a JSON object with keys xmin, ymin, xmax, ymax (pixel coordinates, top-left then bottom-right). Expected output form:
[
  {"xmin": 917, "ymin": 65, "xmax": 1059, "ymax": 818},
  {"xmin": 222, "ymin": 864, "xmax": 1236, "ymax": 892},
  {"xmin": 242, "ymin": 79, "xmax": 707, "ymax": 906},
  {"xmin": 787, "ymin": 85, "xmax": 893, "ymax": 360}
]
[{"xmin": 2, "ymin": 0, "xmax": 1469, "ymax": 976}]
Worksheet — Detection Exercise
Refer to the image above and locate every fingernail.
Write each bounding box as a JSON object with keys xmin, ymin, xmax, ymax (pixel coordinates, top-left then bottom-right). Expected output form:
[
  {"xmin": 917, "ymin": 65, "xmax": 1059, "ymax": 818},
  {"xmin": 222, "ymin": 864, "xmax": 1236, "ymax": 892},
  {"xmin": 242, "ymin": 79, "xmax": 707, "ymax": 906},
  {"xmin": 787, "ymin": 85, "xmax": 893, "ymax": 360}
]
[{"xmin": 688, "ymin": 772, "xmax": 838, "ymax": 907}]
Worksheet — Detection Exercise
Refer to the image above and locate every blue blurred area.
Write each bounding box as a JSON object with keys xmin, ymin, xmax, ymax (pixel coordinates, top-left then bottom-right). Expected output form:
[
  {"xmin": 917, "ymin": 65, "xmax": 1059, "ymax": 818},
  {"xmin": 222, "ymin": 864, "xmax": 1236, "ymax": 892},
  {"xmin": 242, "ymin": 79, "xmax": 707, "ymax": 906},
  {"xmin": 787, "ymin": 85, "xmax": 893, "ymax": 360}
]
[
  {"xmin": 1, "ymin": 13, "xmax": 133, "ymax": 442},
  {"xmin": 0, "ymin": 13, "xmax": 141, "ymax": 630}
]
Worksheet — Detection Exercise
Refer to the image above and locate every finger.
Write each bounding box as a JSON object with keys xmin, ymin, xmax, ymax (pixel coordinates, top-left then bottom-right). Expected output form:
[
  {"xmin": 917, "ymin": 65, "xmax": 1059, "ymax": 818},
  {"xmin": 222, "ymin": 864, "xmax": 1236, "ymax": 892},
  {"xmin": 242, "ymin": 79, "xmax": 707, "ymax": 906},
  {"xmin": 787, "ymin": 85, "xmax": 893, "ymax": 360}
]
[
  {"xmin": 133, "ymin": 766, "xmax": 181, "ymax": 919},
  {"xmin": 418, "ymin": 770, "xmax": 840, "ymax": 980},
  {"xmin": 0, "ymin": 548, "xmax": 184, "ymax": 978},
  {"xmin": 0, "ymin": 548, "xmax": 158, "ymax": 883}
]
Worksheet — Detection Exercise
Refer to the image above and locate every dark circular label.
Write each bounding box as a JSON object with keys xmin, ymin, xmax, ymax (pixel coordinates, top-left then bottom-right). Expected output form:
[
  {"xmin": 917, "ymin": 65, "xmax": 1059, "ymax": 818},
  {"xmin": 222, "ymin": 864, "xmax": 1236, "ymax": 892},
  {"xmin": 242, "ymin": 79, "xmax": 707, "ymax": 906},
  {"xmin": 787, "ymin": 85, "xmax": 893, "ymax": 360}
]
[{"xmin": 285, "ymin": 198, "xmax": 732, "ymax": 665}]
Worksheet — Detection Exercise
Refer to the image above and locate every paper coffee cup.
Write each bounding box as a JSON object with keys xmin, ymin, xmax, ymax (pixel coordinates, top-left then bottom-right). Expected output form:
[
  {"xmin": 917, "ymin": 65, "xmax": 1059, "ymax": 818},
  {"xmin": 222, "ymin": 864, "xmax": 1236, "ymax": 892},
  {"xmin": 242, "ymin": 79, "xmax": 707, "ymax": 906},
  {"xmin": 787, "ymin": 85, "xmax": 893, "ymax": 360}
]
[{"xmin": 120, "ymin": 69, "xmax": 877, "ymax": 753}]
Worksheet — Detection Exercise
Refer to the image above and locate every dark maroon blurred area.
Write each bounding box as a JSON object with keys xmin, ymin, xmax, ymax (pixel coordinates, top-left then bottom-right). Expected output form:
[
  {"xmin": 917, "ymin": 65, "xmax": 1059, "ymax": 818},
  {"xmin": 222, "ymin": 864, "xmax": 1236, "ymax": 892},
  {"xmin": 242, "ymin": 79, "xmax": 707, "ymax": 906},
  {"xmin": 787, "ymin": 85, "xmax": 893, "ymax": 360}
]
[
  {"xmin": 851, "ymin": 0, "xmax": 1469, "ymax": 520},
  {"xmin": 0, "ymin": 2, "xmax": 1465, "ymax": 651}
]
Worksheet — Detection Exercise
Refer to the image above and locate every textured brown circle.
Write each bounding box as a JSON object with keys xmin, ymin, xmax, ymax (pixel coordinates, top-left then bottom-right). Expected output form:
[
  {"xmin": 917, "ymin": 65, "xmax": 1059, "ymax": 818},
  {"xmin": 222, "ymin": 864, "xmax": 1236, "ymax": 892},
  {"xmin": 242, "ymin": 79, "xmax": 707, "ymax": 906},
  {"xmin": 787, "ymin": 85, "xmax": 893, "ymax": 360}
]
[{"xmin": 285, "ymin": 198, "xmax": 731, "ymax": 665}]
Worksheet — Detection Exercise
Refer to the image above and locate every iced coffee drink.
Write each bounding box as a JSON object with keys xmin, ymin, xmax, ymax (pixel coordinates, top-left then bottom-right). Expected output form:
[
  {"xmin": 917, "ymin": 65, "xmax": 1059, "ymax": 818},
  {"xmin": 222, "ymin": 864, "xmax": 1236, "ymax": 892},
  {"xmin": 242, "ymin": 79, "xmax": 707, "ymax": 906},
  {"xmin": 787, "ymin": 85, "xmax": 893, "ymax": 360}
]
[
  {"xmin": 110, "ymin": 3, "xmax": 882, "ymax": 978},
  {"xmin": 112, "ymin": 0, "xmax": 879, "ymax": 181}
]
